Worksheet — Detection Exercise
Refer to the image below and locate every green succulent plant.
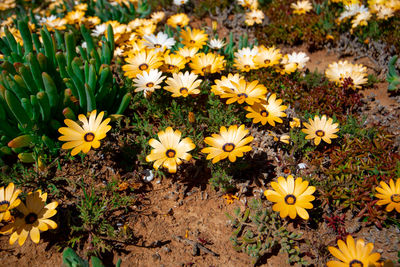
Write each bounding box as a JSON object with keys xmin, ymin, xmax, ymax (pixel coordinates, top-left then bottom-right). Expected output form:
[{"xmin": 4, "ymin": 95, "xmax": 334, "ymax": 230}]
[
  {"xmin": 226, "ymin": 198, "xmax": 308, "ymax": 266},
  {"xmin": 62, "ymin": 247, "xmax": 122, "ymax": 267},
  {"xmin": 0, "ymin": 19, "xmax": 131, "ymax": 163},
  {"xmin": 387, "ymin": 55, "xmax": 400, "ymax": 91}
]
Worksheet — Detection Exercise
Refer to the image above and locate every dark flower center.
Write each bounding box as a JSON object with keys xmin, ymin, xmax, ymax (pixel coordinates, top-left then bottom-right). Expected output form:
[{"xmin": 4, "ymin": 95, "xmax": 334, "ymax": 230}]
[
  {"xmin": 237, "ymin": 93, "xmax": 248, "ymax": 99},
  {"xmin": 25, "ymin": 212, "xmax": 38, "ymax": 224},
  {"xmin": 244, "ymin": 64, "xmax": 250, "ymax": 69},
  {"xmin": 167, "ymin": 64, "xmax": 175, "ymax": 70},
  {"xmin": 341, "ymin": 77, "xmax": 354, "ymax": 89},
  {"xmin": 349, "ymin": 260, "xmax": 363, "ymax": 267},
  {"xmin": 0, "ymin": 200, "xmax": 10, "ymax": 212},
  {"xmin": 166, "ymin": 149, "xmax": 176, "ymax": 158},
  {"xmin": 260, "ymin": 110, "xmax": 269, "ymax": 117},
  {"xmin": 315, "ymin": 130, "xmax": 325, "ymax": 137},
  {"xmin": 190, "ymin": 40, "xmax": 196, "ymax": 44},
  {"xmin": 154, "ymin": 44, "xmax": 161, "ymax": 48},
  {"xmin": 391, "ymin": 194, "xmax": 400, "ymax": 203},
  {"xmin": 222, "ymin": 143, "xmax": 235, "ymax": 152},
  {"xmin": 284, "ymin": 194, "xmax": 296, "ymax": 205},
  {"xmin": 84, "ymin": 132, "xmax": 95, "ymax": 142},
  {"xmin": 201, "ymin": 65, "xmax": 211, "ymax": 73},
  {"xmin": 180, "ymin": 87, "xmax": 188, "ymax": 94},
  {"xmin": 146, "ymin": 82, "xmax": 154, "ymax": 88},
  {"xmin": 139, "ymin": 63, "xmax": 149, "ymax": 71},
  {"xmin": 264, "ymin": 59, "xmax": 270, "ymax": 64}
]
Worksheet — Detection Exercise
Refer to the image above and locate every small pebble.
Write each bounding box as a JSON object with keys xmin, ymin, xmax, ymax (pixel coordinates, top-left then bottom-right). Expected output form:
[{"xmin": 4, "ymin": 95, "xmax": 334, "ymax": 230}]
[{"xmin": 152, "ymin": 252, "xmax": 161, "ymax": 261}]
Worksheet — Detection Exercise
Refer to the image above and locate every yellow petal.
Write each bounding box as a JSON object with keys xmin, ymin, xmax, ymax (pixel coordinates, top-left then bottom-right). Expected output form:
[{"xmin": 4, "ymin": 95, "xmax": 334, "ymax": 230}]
[{"xmin": 30, "ymin": 226, "xmax": 40, "ymax": 243}]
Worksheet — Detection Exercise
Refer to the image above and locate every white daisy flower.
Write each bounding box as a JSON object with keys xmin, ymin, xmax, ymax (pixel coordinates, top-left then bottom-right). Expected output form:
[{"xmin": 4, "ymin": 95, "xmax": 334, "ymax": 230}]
[
  {"xmin": 235, "ymin": 46, "xmax": 259, "ymax": 58},
  {"xmin": 143, "ymin": 32, "xmax": 176, "ymax": 52},
  {"xmin": 39, "ymin": 15, "xmax": 57, "ymax": 24},
  {"xmin": 132, "ymin": 69, "xmax": 166, "ymax": 97},
  {"xmin": 375, "ymin": 5, "xmax": 395, "ymax": 20},
  {"xmin": 283, "ymin": 51, "xmax": 309, "ymax": 70},
  {"xmin": 351, "ymin": 10, "xmax": 371, "ymax": 28},
  {"xmin": 338, "ymin": 4, "xmax": 368, "ymax": 21},
  {"xmin": 92, "ymin": 23, "xmax": 107, "ymax": 37},
  {"xmin": 208, "ymin": 38, "xmax": 226, "ymax": 49},
  {"xmin": 173, "ymin": 0, "xmax": 189, "ymax": 5}
]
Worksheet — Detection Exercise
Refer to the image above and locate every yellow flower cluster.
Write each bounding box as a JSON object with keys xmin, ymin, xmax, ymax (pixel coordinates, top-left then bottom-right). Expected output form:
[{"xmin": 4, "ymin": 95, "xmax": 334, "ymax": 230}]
[
  {"xmin": 0, "ymin": 0, "xmax": 16, "ymax": 11},
  {"xmin": 0, "ymin": 184, "xmax": 58, "ymax": 246},
  {"xmin": 233, "ymin": 46, "xmax": 310, "ymax": 74},
  {"xmin": 335, "ymin": 0, "xmax": 400, "ymax": 28}
]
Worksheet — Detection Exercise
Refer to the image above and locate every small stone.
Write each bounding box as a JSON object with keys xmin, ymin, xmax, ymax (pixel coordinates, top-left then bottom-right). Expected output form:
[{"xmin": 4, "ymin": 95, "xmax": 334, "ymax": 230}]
[
  {"xmin": 163, "ymin": 246, "xmax": 171, "ymax": 253},
  {"xmin": 142, "ymin": 169, "xmax": 154, "ymax": 182},
  {"xmin": 152, "ymin": 253, "xmax": 161, "ymax": 261}
]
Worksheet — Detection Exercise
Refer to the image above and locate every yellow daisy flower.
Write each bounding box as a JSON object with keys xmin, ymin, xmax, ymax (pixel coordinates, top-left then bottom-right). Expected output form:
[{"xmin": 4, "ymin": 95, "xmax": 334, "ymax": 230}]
[
  {"xmin": 122, "ymin": 49, "xmax": 163, "ymax": 79},
  {"xmin": 0, "ymin": 0, "xmax": 16, "ymax": 11},
  {"xmin": 280, "ymin": 52, "xmax": 309, "ymax": 74},
  {"xmin": 74, "ymin": 3, "xmax": 88, "ymax": 11},
  {"xmin": 0, "ymin": 190, "xmax": 58, "ymax": 246},
  {"xmin": 244, "ymin": 93, "xmax": 287, "ymax": 126},
  {"xmin": 244, "ymin": 9, "xmax": 265, "ymax": 26},
  {"xmin": 219, "ymin": 78, "xmax": 267, "ymax": 105},
  {"xmin": 162, "ymin": 53, "xmax": 186, "ymax": 73},
  {"xmin": 280, "ymin": 134, "xmax": 290, "ymax": 144},
  {"xmin": 177, "ymin": 46, "xmax": 199, "ymax": 63},
  {"xmin": 264, "ymin": 175, "xmax": 315, "ymax": 220},
  {"xmin": 223, "ymin": 194, "xmax": 239, "ymax": 204},
  {"xmin": 136, "ymin": 23, "xmax": 157, "ymax": 37},
  {"xmin": 201, "ymin": 125, "xmax": 254, "ymax": 163},
  {"xmin": 254, "ymin": 46, "xmax": 282, "ymax": 68},
  {"xmin": 325, "ymin": 61, "xmax": 368, "ymax": 89},
  {"xmin": 65, "ymin": 10, "xmax": 85, "ymax": 25},
  {"xmin": 125, "ymin": 39, "xmax": 147, "ymax": 55},
  {"xmin": 84, "ymin": 16, "xmax": 101, "ymax": 28},
  {"xmin": 167, "ymin": 13, "xmax": 190, "ymax": 28},
  {"xmin": 327, "ymin": 235, "xmax": 381, "ymax": 267},
  {"xmin": 233, "ymin": 53, "xmax": 258, "ymax": 72},
  {"xmin": 211, "ymin": 73, "xmax": 243, "ymax": 96},
  {"xmin": 291, "ymin": 0, "xmax": 313, "ymax": 15},
  {"xmin": 0, "ymin": 183, "xmax": 21, "ymax": 222},
  {"xmin": 43, "ymin": 17, "xmax": 67, "ymax": 31},
  {"xmin": 189, "ymin": 52, "xmax": 225, "ymax": 76},
  {"xmin": 237, "ymin": 0, "xmax": 258, "ymax": 9},
  {"xmin": 146, "ymin": 127, "xmax": 195, "ymax": 173},
  {"xmin": 375, "ymin": 179, "xmax": 400, "ymax": 213},
  {"xmin": 164, "ymin": 71, "xmax": 202, "ymax": 97},
  {"xmin": 180, "ymin": 28, "xmax": 208, "ymax": 49},
  {"xmin": 151, "ymin": 11, "xmax": 166, "ymax": 23},
  {"xmin": 234, "ymin": 49, "xmax": 258, "ymax": 72},
  {"xmin": 58, "ymin": 110, "xmax": 112, "ymax": 156},
  {"xmin": 290, "ymin": 117, "xmax": 301, "ymax": 128},
  {"xmin": 132, "ymin": 69, "xmax": 166, "ymax": 97},
  {"xmin": 302, "ymin": 115, "xmax": 339, "ymax": 145}
]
